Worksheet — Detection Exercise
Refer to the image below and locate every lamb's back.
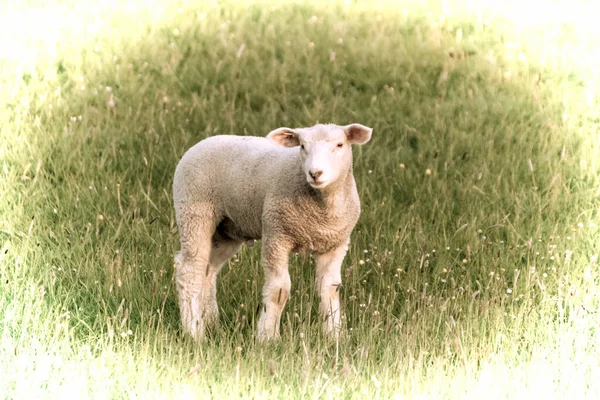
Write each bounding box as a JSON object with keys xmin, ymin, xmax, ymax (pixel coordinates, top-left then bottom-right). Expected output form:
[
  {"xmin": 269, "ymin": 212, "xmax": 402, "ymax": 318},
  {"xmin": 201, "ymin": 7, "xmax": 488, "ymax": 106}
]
[{"xmin": 174, "ymin": 135, "xmax": 300, "ymax": 238}]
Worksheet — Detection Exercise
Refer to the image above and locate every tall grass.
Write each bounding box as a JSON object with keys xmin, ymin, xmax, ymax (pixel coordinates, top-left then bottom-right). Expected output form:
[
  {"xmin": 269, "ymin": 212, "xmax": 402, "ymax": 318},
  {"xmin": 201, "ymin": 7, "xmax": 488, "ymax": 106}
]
[{"xmin": 1, "ymin": 0, "xmax": 599, "ymax": 397}]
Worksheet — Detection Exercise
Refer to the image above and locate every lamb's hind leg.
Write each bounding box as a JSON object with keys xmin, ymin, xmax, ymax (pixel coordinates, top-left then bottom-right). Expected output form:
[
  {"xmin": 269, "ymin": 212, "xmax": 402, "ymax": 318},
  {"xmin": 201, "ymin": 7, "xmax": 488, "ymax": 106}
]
[
  {"xmin": 202, "ymin": 236, "xmax": 243, "ymax": 330},
  {"xmin": 174, "ymin": 204, "xmax": 217, "ymax": 340}
]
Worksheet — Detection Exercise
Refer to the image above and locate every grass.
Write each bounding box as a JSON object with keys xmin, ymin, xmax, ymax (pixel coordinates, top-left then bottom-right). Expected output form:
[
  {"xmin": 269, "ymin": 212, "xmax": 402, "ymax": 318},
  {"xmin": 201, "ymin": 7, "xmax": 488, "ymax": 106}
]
[{"xmin": 1, "ymin": 0, "xmax": 600, "ymax": 397}]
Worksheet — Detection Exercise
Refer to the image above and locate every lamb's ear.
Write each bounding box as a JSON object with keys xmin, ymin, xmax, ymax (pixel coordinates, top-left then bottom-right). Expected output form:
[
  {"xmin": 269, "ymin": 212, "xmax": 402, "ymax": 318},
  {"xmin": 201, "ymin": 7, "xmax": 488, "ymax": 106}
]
[
  {"xmin": 343, "ymin": 124, "xmax": 373, "ymax": 144},
  {"xmin": 266, "ymin": 127, "xmax": 300, "ymax": 147}
]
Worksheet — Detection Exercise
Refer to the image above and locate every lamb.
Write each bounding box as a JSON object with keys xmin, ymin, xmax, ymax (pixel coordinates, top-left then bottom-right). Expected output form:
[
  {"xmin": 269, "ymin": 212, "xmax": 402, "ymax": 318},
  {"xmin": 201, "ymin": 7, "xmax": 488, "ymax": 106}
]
[{"xmin": 173, "ymin": 123, "xmax": 373, "ymax": 341}]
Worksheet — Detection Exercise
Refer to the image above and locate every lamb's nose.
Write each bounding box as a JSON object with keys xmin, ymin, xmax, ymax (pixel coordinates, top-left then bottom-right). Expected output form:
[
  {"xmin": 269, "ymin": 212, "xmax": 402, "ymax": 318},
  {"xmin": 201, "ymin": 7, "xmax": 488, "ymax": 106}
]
[{"xmin": 309, "ymin": 170, "xmax": 323, "ymax": 180}]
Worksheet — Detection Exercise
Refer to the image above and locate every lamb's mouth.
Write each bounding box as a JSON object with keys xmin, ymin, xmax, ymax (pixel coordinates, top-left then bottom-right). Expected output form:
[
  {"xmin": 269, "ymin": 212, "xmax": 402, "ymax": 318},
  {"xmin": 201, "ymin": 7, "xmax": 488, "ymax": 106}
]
[{"xmin": 308, "ymin": 180, "xmax": 326, "ymax": 189}]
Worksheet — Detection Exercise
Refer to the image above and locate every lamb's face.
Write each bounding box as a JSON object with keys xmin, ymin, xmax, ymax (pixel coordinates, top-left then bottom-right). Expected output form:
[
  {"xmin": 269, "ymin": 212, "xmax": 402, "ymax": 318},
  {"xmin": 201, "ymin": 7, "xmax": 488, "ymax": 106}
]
[
  {"xmin": 267, "ymin": 123, "xmax": 373, "ymax": 190},
  {"xmin": 298, "ymin": 128, "xmax": 352, "ymax": 189}
]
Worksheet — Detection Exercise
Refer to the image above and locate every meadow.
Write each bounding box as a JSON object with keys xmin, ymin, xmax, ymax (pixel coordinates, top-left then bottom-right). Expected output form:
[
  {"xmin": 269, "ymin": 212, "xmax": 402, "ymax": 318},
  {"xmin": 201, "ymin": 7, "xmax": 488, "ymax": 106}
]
[{"xmin": 1, "ymin": 0, "xmax": 600, "ymax": 397}]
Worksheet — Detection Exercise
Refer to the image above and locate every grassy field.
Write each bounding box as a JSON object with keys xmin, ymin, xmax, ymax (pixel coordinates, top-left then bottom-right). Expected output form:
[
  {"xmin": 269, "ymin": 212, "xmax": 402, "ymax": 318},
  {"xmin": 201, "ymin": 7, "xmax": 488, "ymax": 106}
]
[{"xmin": 1, "ymin": 0, "xmax": 600, "ymax": 397}]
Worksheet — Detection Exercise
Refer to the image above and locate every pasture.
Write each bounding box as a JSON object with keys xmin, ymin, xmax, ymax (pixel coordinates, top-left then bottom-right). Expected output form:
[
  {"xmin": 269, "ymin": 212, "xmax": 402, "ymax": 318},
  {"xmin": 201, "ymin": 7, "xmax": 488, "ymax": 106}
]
[{"xmin": 1, "ymin": 0, "xmax": 599, "ymax": 397}]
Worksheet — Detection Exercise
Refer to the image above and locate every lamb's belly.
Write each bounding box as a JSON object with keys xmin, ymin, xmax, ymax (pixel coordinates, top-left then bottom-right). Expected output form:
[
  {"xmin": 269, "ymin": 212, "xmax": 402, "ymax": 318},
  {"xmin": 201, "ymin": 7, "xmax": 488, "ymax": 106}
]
[
  {"xmin": 220, "ymin": 217, "xmax": 262, "ymax": 241},
  {"xmin": 220, "ymin": 192, "xmax": 264, "ymax": 241}
]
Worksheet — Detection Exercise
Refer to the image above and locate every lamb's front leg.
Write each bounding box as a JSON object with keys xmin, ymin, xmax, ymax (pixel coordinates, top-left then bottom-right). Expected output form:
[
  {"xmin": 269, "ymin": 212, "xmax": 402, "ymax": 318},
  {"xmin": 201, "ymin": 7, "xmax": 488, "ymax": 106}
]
[
  {"xmin": 315, "ymin": 239, "xmax": 349, "ymax": 338},
  {"xmin": 257, "ymin": 237, "xmax": 292, "ymax": 341}
]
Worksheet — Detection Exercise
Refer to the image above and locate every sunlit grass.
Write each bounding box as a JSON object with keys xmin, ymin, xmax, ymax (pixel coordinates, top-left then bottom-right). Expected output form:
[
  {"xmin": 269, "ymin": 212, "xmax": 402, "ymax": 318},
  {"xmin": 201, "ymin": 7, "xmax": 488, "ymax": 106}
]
[{"xmin": 1, "ymin": 0, "xmax": 600, "ymax": 397}]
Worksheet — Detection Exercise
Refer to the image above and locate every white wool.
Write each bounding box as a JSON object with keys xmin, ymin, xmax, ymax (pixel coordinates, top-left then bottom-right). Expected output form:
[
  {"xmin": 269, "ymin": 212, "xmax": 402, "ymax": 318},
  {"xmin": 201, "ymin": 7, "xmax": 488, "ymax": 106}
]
[{"xmin": 173, "ymin": 123, "xmax": 372, "ymax": 340}]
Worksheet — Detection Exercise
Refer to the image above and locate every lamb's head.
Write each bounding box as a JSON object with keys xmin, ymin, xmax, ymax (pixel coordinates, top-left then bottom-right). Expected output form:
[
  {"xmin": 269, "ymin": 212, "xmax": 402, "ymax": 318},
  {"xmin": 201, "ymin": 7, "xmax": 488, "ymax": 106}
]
[{"xmin": 267, "ymin": 123, "xmax": 372, "ymax": 189}]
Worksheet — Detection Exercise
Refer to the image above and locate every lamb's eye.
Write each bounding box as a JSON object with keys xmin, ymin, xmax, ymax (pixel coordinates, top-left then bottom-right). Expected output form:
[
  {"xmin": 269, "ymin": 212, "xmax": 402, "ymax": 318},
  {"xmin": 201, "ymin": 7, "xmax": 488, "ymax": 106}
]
[
  {"xmin": 300, "ymin": 144, "xmax": 305, "ymax": 150},
  {"xmin": 337, "ymin": 142, "xmax": 343, "ymax": 148}
]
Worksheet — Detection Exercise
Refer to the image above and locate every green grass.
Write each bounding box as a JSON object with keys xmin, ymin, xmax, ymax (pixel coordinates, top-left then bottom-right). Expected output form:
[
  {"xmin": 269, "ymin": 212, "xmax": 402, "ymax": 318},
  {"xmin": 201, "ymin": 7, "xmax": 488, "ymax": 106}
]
[{"xmin": 2, "ymin": 0, "xmax": 600, "ymax": 397}]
